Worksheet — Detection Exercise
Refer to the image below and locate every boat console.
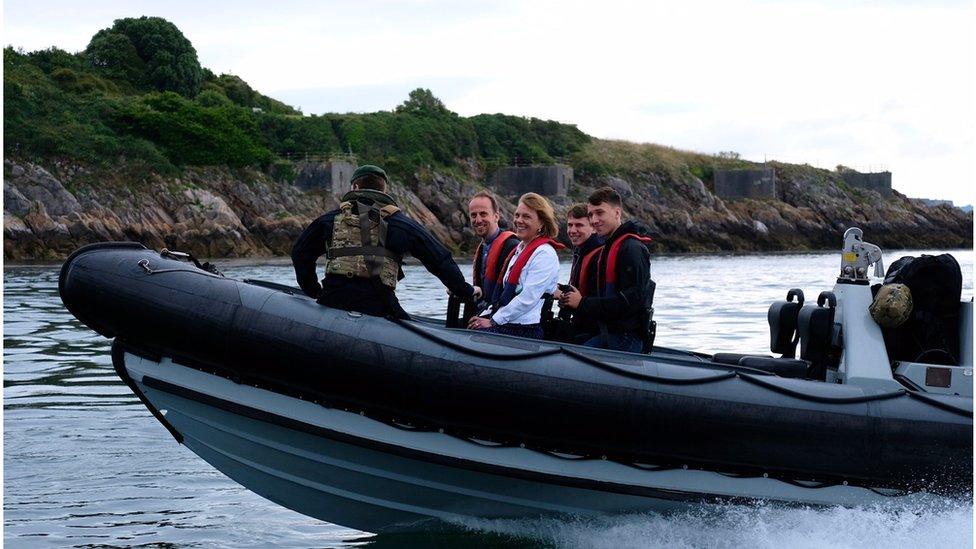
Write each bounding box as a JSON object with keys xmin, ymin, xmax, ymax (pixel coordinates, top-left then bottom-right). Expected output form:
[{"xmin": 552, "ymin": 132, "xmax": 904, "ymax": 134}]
[{"xmin": 710, "ymin": 227, "xmax": 973, "ymax": 396}]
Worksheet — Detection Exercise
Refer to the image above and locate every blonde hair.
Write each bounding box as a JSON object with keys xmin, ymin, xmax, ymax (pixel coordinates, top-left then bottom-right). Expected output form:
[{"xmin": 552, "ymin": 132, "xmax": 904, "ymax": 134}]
[{"xmin": 518, "ymin": 192, "xmax": 559, "ymax": 239}]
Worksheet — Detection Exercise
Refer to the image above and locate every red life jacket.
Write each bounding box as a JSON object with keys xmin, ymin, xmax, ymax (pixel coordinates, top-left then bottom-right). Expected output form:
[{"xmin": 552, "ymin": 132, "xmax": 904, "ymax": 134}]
[
  {"xmin": 473, "ymin": 230, "xmax": 516, "ymax": 301},
  {"xmin": 495, "ymin": 236, "xmax": 565, "ymax": 308},
  {"xmin": 576, "ymin": 246, "xmax": 604, "ymax": 297},
  {"xmin": 598, "ymin": 233, "xmax": 653, "ymax": 296}
]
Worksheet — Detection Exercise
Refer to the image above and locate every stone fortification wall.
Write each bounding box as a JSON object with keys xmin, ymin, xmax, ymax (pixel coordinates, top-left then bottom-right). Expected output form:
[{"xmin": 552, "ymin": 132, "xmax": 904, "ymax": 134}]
[
  {"xmin": 294, "ymin": 161, "xmax": 356, "ymax": 195},
  {"xmin": 713, "ymin": 168, "xmax": 776, "ymax": 199},
  {"xmin": 841, "ymin": 171, "xmax": 892, "ymax": 197},
  {"xmin": 489, "ymin": 165, "xmax": 572, "ymax": 197}
]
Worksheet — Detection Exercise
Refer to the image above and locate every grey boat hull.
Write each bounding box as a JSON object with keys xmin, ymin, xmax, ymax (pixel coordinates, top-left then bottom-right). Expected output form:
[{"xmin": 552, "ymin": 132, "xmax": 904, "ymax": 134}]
[{"xmin": 122, "ymin": 351, "xmax": 915, "ymax": 533}]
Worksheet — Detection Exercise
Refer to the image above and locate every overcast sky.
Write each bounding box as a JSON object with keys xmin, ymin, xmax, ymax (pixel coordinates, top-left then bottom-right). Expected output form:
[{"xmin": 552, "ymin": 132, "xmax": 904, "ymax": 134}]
[{"xmin": 4, "ymin": 0, "xmax": 973, "ymax": 204}]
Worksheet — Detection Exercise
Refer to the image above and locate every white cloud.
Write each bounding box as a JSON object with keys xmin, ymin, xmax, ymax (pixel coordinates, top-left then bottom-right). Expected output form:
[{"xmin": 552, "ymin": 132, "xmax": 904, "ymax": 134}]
[{"xmin": 3, "ymin": 0, "xmax": 972, "ymax": 204}]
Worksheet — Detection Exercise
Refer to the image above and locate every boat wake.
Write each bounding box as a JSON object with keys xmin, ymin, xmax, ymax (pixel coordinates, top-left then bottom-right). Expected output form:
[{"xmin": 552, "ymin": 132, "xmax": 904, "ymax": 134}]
[{"xmin": 450, "ymin": 499, "xmax": 973, "ymax": 549}]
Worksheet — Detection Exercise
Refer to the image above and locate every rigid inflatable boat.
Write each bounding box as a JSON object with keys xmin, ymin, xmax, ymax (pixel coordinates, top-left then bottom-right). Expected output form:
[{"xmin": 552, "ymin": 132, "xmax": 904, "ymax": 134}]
[{"xmin": 59, "ymin": 229, "xmax": 972, "ymax": 533}]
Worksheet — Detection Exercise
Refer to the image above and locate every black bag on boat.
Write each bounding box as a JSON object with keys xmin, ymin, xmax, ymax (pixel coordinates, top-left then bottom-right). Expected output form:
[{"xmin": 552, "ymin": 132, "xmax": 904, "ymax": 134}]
[{"xmin": 881, "ymin": 254, "xmax": 962, "ymax": 366}]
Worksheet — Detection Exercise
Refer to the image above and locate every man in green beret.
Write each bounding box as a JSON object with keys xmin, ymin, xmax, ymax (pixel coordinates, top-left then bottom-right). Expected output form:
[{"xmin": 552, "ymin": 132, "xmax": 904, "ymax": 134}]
[{"xmin": 292, "ymin": 164, "xmax": 477, "ymax": 319}]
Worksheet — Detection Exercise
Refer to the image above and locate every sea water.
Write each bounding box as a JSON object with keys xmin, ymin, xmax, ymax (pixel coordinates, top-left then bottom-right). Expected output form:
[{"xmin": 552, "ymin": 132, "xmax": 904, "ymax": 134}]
[{"xmin": 4, "ymin": 250, "xmax": 973, "ymax": 548}]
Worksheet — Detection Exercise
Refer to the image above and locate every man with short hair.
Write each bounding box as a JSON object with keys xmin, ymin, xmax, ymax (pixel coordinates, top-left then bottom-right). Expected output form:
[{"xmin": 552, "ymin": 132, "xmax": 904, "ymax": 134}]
[
  {"xmin": 560, "ymin": 187, "xmax": 653, "ymax": 352},
  {"xmin": 468, "ymin": 191, "xmax": 519, "ymax": 308},
  {"xmin": 292, "ymin": 164, "xmax": 476, "ymax": 319},
  {"xmin": 553, "ymin": 204, "xmax": 604, "ymax": 342}
]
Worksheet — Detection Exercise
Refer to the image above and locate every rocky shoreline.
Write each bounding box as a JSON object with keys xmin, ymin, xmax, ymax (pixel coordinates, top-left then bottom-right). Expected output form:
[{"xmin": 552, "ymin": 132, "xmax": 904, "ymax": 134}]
[{"xmin": 3, "ymin": 158, "xmax": 971, "ymax": 261}]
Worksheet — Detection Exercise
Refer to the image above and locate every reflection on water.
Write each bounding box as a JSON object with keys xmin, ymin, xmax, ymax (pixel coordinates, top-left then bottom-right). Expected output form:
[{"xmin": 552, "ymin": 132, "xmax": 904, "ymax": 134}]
[{"xmin": 4, "ymin": 250, "xmax": 973, "ymax": 547}]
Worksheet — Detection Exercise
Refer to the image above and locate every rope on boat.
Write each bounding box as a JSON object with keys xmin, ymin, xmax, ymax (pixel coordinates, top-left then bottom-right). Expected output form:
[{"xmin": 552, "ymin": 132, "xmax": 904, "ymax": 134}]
[
  {"xmin": 393, "ymin": 317, "xmax": 744, "ymax": 385},
  {"xmin": 393, "ymin": 317, "xmax": 969, "ymax": 412},
  {"xmin": 737, "ymin": 373, "xmax": 907, "ymax": 404},
  {"xmin": 905, "ymin": 390, "xmax": 973, "ymax": 418},
  {"xmin": 374, "ymin": 407, "xmax": 909, "ymax": 495}
]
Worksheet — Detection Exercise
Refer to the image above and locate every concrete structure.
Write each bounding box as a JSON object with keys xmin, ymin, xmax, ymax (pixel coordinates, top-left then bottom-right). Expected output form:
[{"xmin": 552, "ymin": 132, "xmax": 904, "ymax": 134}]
[
  {"xmin": 489, "ymin": 165, "xmax": 572, "ymax": 197},
  {"xmin": 713, "ymin": 168, "xmax": 776, "ymax": 200},
  {"xmin": 840, "ymin": 171, "xmax": 892, "ymax": 197},
  {"xmin": 294, "ymin": 160, "xmax": 356, "ymax": 196}
]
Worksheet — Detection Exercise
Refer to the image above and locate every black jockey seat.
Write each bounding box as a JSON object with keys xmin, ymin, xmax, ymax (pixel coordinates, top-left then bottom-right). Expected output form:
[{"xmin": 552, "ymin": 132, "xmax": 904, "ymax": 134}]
[
  {"xmin": 769, "ymin": 289, "xmax": 804, "ymax": 358},
  {"xmin": 710, "ymin": 289, "xmax": 810, "ymax": 379},
  {"xmin": 796, "ymin": 291, "xmax": 837, "ymax": 379}
]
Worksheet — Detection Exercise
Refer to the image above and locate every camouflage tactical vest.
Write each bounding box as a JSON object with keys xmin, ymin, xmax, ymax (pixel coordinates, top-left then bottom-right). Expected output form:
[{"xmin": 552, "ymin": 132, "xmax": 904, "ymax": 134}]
[{"xmin": 326, "ymin": 190, "xmax": 403, "ymax": 289}]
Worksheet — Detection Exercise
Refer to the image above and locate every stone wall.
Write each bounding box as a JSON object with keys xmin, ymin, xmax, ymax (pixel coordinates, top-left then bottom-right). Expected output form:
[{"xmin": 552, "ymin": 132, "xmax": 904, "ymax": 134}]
[
  {"xmin": 713, "ymin": 168, "xmax": 776, "ymax": 199},
  {"xmin": 294, "ymin": 160, "xmax": 356, "ymax": 195},
  {"xmin": 841, "ymin": 171, "xmax": 892, "ymax": 197},
  {"xmin": 489, "ymin": 165, "xmax": 572, "ymax": 197}
]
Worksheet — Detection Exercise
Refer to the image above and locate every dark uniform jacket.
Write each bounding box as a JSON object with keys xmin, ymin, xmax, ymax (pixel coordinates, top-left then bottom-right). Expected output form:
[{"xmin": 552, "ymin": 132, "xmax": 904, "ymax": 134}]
[
  {"xmin": 578, "ymin": 220, "xmax": 653, "ymax": 338},
  {"xmin": 558, "ymin": 233, "xmax": 604, "ymax": 340},
  {"xmin": 291, "ymin": 201, "xmax": 474, "ymax": 319}
]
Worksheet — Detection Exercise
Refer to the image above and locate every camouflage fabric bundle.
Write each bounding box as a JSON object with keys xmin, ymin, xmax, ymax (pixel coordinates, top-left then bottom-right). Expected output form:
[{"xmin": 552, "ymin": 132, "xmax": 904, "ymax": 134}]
[{"xmin": 869, "ymin": 283, "xmax": 913, "ymax": 328}]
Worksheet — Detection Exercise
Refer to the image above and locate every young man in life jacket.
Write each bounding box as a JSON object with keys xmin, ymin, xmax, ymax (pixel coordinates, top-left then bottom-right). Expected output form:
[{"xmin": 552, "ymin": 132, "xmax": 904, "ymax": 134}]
[
  {"xmin": 552, "ymin": 203, "xmax": 604, "ymax": 343},
  {"xmin": 291, "ymin": 164, "xmax": 477, "ymax": 319},
  {"xmin": 559, "ymin": 187, "xmax": 654, "ymax": 352},
  {"xmin": 468, "ymin": 191, "xmax": 519, "ymax": 309}
]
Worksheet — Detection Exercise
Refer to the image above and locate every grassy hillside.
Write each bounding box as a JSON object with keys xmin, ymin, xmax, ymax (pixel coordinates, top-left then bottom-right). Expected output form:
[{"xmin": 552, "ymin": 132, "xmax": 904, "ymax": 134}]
[{"xmin": 4, "ymin": 16, "xmax": 592, "ymax": 181}]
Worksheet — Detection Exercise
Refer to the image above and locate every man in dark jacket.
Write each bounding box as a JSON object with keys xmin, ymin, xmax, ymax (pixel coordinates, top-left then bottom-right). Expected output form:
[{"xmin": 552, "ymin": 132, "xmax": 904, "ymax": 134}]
[
  {"xmin": 291, "ymin": 164, "xmax": 476, "ymax": 319},
  {"xmin": 554, "ymin": 203, "xmax": 604, "ymax": 342},
  {"xmin": 559, "ymin": 187, "xmax": 653, "ymax": 352}
]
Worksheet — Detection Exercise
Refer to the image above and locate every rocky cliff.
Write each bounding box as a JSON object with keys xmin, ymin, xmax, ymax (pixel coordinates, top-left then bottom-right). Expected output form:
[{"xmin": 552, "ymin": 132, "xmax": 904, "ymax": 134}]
[{"xmin": 3, "ymin": 157, "xmax": 971, "ymax": 262}]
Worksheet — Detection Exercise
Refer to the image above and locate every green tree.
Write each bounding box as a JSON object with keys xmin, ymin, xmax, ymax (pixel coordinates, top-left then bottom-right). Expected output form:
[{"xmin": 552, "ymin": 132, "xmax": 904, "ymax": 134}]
[
  {"xmin": 396, "ymin": 88, "xmax": 449, "ymax": 116},
  {"xmin": 85, "ymin": 16, "xmax": 203, "ymax": 96},
  {"xmin": 208, "ymin": 73, "xmax": 299, "ymax": 114},
  {"xmin": 115, "ymin": 91, "xmax": 271, "ymax": 167}
]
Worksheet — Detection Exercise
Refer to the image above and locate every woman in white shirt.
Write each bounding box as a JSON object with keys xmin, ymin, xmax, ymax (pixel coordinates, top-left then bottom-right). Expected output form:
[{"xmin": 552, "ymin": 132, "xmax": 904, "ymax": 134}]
[{"xmin": 467, "ymin": 192, "xmax": 562, "ymax": 339}]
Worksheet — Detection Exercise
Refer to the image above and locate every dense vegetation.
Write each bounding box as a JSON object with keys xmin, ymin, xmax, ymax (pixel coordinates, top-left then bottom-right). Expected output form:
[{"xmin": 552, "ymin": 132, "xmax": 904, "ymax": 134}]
[{"xmin": 4, "ymin": 17, "xmax": 592, "ymax": 179}]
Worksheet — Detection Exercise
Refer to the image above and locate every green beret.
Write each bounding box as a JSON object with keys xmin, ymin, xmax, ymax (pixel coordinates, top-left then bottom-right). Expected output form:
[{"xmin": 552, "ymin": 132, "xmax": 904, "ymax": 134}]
[{"xmin": 351, "ymin": 164, "xmax": 388, "ymax": 183}]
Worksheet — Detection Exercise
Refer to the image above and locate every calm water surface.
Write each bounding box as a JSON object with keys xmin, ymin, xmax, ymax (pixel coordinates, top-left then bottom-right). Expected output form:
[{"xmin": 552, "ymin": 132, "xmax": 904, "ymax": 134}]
[{"xmin": 5, "ymin": 250, "xmax": 974, "ymax": 548}]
